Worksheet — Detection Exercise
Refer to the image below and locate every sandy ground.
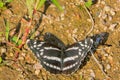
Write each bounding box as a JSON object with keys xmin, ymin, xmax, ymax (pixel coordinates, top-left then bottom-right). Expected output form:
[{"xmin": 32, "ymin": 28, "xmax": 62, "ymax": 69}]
[{"xmin": 0, "ymin": 0, "xmax": 120, "ymax": 80}]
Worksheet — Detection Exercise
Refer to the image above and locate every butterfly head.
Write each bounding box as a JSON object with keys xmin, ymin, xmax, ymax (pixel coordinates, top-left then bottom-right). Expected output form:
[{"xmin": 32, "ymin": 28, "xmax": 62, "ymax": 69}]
[{"xmin": 92, "ymin": 32, "xmax": 109, "ymax": 47}]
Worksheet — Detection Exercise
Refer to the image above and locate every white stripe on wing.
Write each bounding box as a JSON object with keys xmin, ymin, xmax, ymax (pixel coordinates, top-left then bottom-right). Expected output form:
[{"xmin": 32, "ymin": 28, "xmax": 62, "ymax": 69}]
[
  {"xmin": 65, "ymin": 47, "xmax": 79, "ymax": 51},
  {"xmin": 44, "ymin": 47, "xmax": 61, "ymax": 51},
  {"xmin": 43, "ymin": 61, "xmax": 61, "ymax": 70},
  {"xmin": 63, "ymin": 55, "xmax": 78, "ymax": 62},
  {"xmin": 43, "ymin": 56, "xmax": 61, "ymax": 62}
]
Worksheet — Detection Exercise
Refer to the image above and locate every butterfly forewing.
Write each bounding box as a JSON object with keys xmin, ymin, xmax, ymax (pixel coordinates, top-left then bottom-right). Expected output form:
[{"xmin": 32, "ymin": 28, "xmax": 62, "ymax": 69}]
[
  {"xmin": 44, "ymin": 32, "xmax": 66, "ymax": 49},
  {"xmin": 27, "ymin": 39, "xmax": 45, "ymax": 57},
  {"xmin": 62, "ymin": 38, "xmax": 93, "ymax": 74}
]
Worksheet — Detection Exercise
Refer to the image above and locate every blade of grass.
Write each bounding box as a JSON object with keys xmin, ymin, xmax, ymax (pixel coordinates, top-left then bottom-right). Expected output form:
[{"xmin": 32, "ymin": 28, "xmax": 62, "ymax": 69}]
[
  {"xmin": 85, "ymin": 0, "xmax": 92, "ymax": 8},
  {"xmin": 4, "ymin": 19, "xmax": 10, "ymax": 41},
  {"xmin": 26, "ymin": 0, "xmax": 34, "ymax": 18},
  {"xmin": 0, "ymin": 56, "xmax": 3, "ymax": 63},
  {"xmin": 0, "ymin": 32, "xmax": 3, "ymax": 35},
  {"xmin": 6, "ymin": 0, "xmax": 13, "ymax": 3},
  {"xmin": 0, "ymin": 1, "xmax": 4, "ymax": 8},
  {"xmin": 0, "ymin": 57, "xmax": 3, "ymax": 63},
  {"xmin": 51, "ymin": 0, "xmax": 63, "ymax": 11},
  {"xmin": 36, "ymin": 0, "xmax": 46, "ymax": 10},
  {"xmin": 11, "ymin": 36, "xmax": 22, "ymax": 46}
]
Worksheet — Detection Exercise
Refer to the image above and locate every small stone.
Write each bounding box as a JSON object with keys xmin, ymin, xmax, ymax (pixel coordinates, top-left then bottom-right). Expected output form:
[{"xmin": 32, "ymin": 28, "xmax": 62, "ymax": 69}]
[
  {"xmin": 110, "ymin": 10, "xmax": 116, "ymax": 16},
  {"xmin": 108, "ymin": 16, "xmax": 112, "ymax": 21},
  {"xmin": 0, "ymin": 37, "xmax": 5, "ymax": 42},
  {"xmin": 109, "ymin": 23, "xmax": 118, "ymax": 31},
  {"xmin": 108, "ymin": 55, "xmax": 113, "ymax": 66},
  {"xmin": 101, "ymin": 19, "xmax": 107, "ymax": 25},
  {"xmin": 60, "ymin": 13, "xmax": 65, "ymax": 20},
  {"xmin": 21, "ymin": 53, "xmax": 26, "ymax": 57},
  {"xmin": 104, "ymin": 26, "xmax": 107, "ymax": 31},
  {"xmin": 35, "ymin": 70, "xmax": 40, "ymax": 75},
  {"xmin": 35, "ymin": 31, "xmax": 40, "ymax": 37},
  {"xmin": 90, "ymin": 70, "xmax": 95, "ymax": 78},
  {"xmin": 2, "ymin": 9, "xmax": 13, "ymax": 18},
  {"xmin": 73, "ymin": 28, "xmax": 78, "ymax": 33},
  {"xmin": 56, "ymin": 17, "xmax": 60, "ymax": 21},
  {"xmin": 1, "ymin": 48, "xmax": 6, "ymax": 53},
  {"xmin": 106, "ymin": 64, "xmax": 111, "ymax": 70},
  {"xmin": 102, "ymin": 14, "xmax": 107, "ymax": 19},
  {"xmin": 104, "ymin": 6, "xmax": 111, "ymax": 12},
  {"xmin": 87, "ymin": 19, "xmax": 91, "ymax": 22},
  {"xmin": 88, "ymin": 77, "xmax": 95, "ymax": 80},
  {"xmin": 101, "ymin": 1, "xmax": 106, "ymax": 5},
  {"xmin": 104, "ymin": 53, "xmax": 108, "ymax": 57},
  {"xmin": 10, "ymin": 53, "xmax": 14, "ymax": 57},
  {"xmin": 33, "ymin": 63, "xmax": 42, "ymax": 70},
  {"xmin": 18, "ymin": 56, "xmax": 24, "ymax": 60}
]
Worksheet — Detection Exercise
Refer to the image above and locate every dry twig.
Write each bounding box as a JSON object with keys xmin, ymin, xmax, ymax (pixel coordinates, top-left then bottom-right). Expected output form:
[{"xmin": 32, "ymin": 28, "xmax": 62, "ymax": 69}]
[{"xmin": 82, "ymin": 0, "xmax": 95, "ymax": 37}]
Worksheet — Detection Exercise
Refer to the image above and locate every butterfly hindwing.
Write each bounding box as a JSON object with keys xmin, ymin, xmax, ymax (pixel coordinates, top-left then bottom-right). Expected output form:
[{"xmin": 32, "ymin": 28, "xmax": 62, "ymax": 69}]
[{"xmin": 27, "ymin": 39, "xmax": 45, "ymax": 58}]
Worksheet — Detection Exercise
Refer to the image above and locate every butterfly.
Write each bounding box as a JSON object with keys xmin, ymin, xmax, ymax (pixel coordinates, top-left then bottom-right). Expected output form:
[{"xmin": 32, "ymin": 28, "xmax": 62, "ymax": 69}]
[{"xmin": 27, "ymin": 32, "xmax": 109, "ymax": 74}]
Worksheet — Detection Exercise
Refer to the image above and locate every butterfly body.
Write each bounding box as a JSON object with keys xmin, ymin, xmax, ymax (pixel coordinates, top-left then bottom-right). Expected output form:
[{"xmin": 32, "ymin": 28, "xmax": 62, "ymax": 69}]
[{"xmin": 27, "ymin": 32, "xmax": 109, "ymax": 74}]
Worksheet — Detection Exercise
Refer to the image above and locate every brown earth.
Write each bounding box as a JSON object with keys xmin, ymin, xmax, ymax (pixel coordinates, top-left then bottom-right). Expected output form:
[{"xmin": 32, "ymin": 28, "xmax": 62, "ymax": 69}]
[{"xmin": 0, "ymin": 0, "xmax": 120, "ymax": 80}]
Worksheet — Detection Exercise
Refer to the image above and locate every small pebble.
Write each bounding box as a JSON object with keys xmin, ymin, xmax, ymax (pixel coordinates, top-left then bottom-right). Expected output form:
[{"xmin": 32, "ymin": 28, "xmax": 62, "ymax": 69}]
[
  {"xmin": 18, "ymin": 56, "xmax": 24, "ymax": 60},
  {"xmin": 35, "ymin": 31, "xmax": 40, "ymax": 37},
  {"xmin": 21, "ymin": 53, "xmax": 26, "ymax": 57},
  {"xmin": 102, "ymin": 14, "xmax": 107, "ymax": 19},
  {"xmin": 90, "ymin": 70, "xmax": 95, "ymax": 78},
  {"xmin": 109, "ymin": 23, "xmax": 118, "ymax": 31},
  {"xmin": 35, "ymin": 70, "xmax": 40, "ymax": 75},
  {"xmin": 1, "ymin": 48, "xmax": 6, "ymax": 53},
  {"xmin": 2, "ymin": 9, "xmax": 13, "ymax": 18},
  {"xmin": 88, "ymin": 77, "xmax": 95, "ymax": 80},
  {"xmin": 110, "ymin": 10, "xmax": 116, "ymax": 16},
  {"xmin": 106, "ymin": 64, "xmax": 111, "ymax": 70},
  {"xmin": 10, "ymin": 52, "xmax": 14, "ymax": 57},
  {"xmin": 87, "ymin": 19, "xmax": 91, "ymax": 22},
  {"xmin": 73, "ymin": 28, "xmax": 78, "ymax": 33},
  {"xmin": 103, "ymin": 26, "xmax": 107, "ymax": 31},
  {"xmin": 33, "ymin": 63, "xmax": 42, "ymax": 70},
  {"xmin": 108, "ymin": 55, "xmax": 113, "ymax": 66},
  {"xmin": 60, "ymin": 13, "xmax": 65, "ymax": 20},
  {"xmin": 101, "ymin": 1, "xmax": 106, "ymax": 5},
  {"xmin": 104, "ymin": 53, "xmax": 109, "ymax": 57},
  {"xmin": 104, "ymin": 6, "xmax": 111, "ymax": 12},
  {"xmin": 108, "ymin": 16, "xmax": 112, "ymax": 21}
]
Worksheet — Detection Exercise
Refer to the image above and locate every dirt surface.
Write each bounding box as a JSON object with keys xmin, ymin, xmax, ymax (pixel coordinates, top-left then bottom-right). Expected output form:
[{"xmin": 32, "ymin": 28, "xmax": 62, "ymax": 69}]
[{"xmin": 0, "ymin": 0, "xmax": 120, "ymax": 80}]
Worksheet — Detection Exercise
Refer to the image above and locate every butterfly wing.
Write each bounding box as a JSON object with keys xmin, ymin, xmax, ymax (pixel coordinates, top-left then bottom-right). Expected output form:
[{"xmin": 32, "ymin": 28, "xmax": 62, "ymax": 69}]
[
  {"xmin": 44, "ymin": 32, "xmax": 66, "ymax": 49},
  {"xmin": 27, "ymin": 39, "xmax": 62, "ymax": 74},
  {"xmin": 27, "ymin": 38, "xmax": 93, "ymax": 74},
  {"xmin": 62, "ymin": 38, "xmax": 93, "ymax": 74},
  {"xmin": 27, "ymin": 32, "xmax": 108, "ymax": 74}
]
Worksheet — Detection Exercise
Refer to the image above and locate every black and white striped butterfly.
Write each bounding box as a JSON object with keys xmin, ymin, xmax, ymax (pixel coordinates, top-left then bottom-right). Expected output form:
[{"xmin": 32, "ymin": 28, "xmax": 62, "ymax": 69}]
[{"xmin": 27, "ymin": 32, "xmax": 109, "ymax": 74}]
